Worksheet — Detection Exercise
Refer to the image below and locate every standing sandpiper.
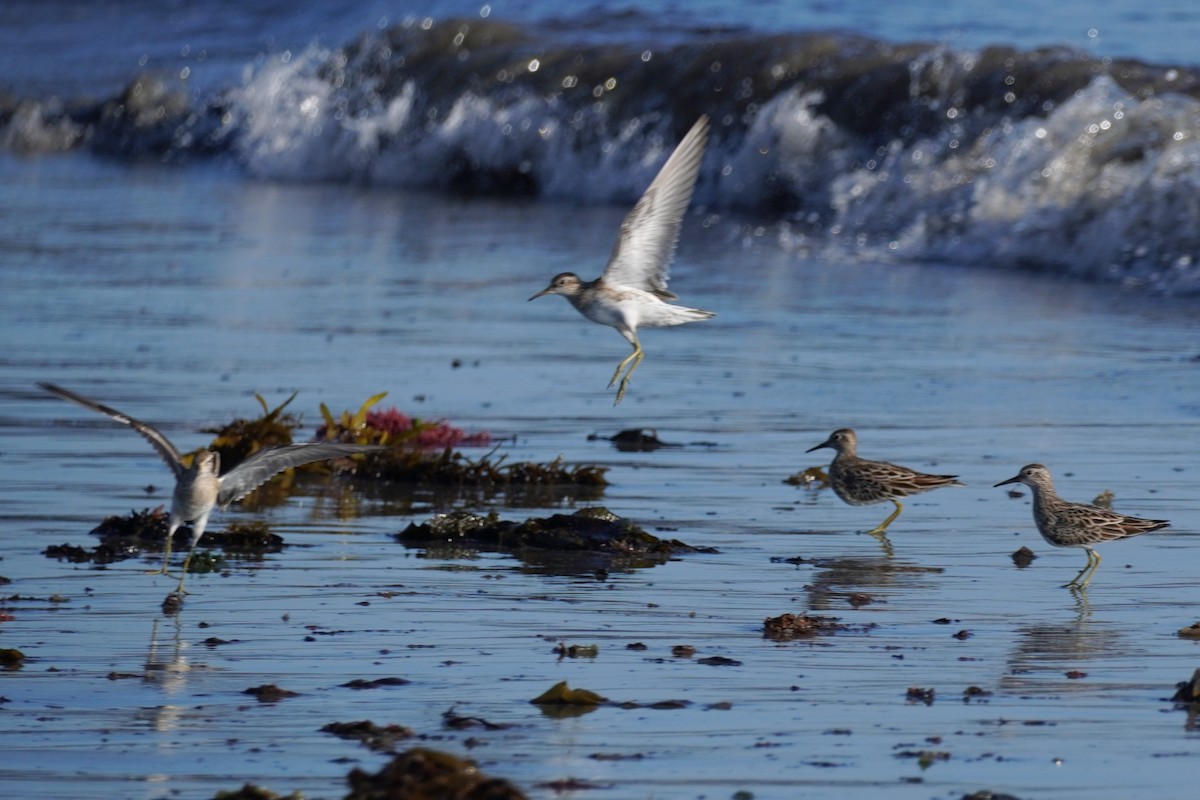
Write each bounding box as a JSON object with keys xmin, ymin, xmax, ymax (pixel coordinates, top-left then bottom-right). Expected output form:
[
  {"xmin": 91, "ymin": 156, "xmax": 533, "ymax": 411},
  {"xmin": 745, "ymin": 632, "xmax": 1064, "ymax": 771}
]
[
  {"xmin": 994, "ymin": 463, "xmax": 1169, "ymax": 588},
  {"xmin": 807, "ymin": 428, "xmax": 963, "ymax": 537},
  {"xmin": 529, "ymin": 115, "xmax": 715, "ymax": 404},
  {"xmin": 40, "ymin": 382, "xmax": 383, "ymax": 596}
]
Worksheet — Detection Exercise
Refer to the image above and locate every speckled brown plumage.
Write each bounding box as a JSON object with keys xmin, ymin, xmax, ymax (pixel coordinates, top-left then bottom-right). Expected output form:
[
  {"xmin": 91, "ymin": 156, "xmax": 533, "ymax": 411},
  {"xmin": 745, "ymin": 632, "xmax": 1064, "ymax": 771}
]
[
  {"xmin": 995, "ymin": 463, "xmax": 1169, "ymax": 588},
  {"xmin": 807, "ymin": 428, "xmax": 962, "ymax": 535}
]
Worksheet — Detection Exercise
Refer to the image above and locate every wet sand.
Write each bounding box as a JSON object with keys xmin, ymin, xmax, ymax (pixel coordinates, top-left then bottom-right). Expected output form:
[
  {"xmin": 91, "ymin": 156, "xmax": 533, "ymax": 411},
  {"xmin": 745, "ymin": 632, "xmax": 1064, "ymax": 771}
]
[{"xmin": 2, "ymin": 152, "xmax": 1200, "ymax": 798}]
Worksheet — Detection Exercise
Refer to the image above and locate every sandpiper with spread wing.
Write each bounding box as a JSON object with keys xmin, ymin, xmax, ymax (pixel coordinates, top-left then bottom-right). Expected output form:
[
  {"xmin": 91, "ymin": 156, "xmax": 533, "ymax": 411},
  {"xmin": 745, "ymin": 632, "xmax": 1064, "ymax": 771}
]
[
  {"xmin": 994, "ymin": 463, "xmax": 1169, "ymax": 588},
  {"xmin": 529, "ymin": 115, "xmax": 715, "ymax": 404},
  {"xmin": 40, "ymin": 382, "xmax": 383, "ymax": 595}
]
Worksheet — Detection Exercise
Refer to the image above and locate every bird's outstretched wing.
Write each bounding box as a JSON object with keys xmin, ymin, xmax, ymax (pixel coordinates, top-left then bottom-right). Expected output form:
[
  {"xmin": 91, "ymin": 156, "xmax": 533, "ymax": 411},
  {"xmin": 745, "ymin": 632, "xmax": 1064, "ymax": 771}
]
[
  {"xmin": 39, "ymin": 382, "xmax": 186, "ymax": 479},
  {"xmin": 217, "ymin": 442, "xmax": 384, "ymax": 507},
  {"xmin": 601, "ymin": 115, "xmax": 709, "ymax": 297}
]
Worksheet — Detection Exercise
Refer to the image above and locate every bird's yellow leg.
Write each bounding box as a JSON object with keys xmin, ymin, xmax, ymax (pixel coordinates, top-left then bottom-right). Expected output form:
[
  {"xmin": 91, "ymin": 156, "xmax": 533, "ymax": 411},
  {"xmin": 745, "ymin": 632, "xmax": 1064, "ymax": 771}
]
[
  {"xmin": 866, "ymin": 499, "xmax": 903, "ymax": 535},
  {"xmin": 174, "ymin": 549, "xmax": 196, "ymax": 596},
  {"xmin": 1064, "ymin": 549, "xmax": 1099, "ymax": 588},
  {"xmin": 147, "ymin": 527, "xmax": 177, "ymax": 576},
  {"xmin": 611, "ymin": 340, "xmax": 644, "ymax": 405},
  {"xmin": 1076, "ymin": 549, "xmax": 1102, "ymax": 589},
  {"xmin": 613, "ymin": 349, "xmax": 644, "ymax": 405},
  {"xmin": 608, "ymin": 339, "xmax": 642, "ymax": 388}
]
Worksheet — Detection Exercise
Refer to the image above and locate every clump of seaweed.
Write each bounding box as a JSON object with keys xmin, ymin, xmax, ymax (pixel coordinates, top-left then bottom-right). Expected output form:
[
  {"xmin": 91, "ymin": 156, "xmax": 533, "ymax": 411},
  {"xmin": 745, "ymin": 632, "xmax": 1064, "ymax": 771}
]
[
  {"xmin": 763, "ymin": 613, "xmax": 847, "ymax": 640},
  {"xmin": 397, "ymin": 508, "xmax": 715, "ymax": 574},
  {"xmin": 370, "ymin": 448, "xmax": 608, "ymax": 490},
  {"xmin": 317, "ymin": 392, "xmax": 490, "ymax": 449},
  {"xmin": 322, "ymin": 720, "xmax": 416, "ymax": 753},
  {"xmin": 198, "ymin": 391, "xmax": 382, "ymax": 509},
  {"xmin": 0, "ymin": 647, "xmax": 26, "ymax": 669},
  {"xmin": 784, "ymin": 466, "xmax": 830, "ymax": 488},
  {"xmin": 92, "ymin": 506, "xmax": 172, "ymax": 543},
  {"xmin": 43, "ymin": 509, "xmax": 284, "ymax": 568},
  {"xmin": 43, "ymin": 506, "xmax": 176, "ymax": 565},
  {"xmin": 345, "ymin": 747, "xmax": 527, "ymax": 800},
  {"xmin": 203, "ymin": 392, "xmax": 303, "ymax": 471},
  {"xmin": 320, "ymin": 394, "xmax": 606, "ymax": 493},
  {"xmin": 213, "ymin": 521, "xmax": 284, "ymax": 556},
  {"xmin": 214, "ymin": 785, "xmax": 302, "ymax": 800},
  {"xmin": 588, "ymin": 428, "xmax": 676, "ymax": 452}
]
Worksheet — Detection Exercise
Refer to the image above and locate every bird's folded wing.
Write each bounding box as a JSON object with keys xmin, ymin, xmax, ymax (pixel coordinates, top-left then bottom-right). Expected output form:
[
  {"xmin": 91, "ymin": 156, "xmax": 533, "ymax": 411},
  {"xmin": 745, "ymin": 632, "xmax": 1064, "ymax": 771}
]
[
  {"xmin": 217, "ymin": 443, "xmax": 384, "ymax": 507},
  {"xmin": 601, "ymin": 115, "xmax": 709, "ymax": 296}
]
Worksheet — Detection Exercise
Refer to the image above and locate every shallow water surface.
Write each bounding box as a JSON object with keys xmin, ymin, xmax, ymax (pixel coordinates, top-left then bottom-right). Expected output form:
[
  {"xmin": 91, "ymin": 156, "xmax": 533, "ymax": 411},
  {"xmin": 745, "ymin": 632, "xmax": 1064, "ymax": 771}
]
[{"xmin": 2, "ymin": 153, "xmax": 1200, "ymax": 798}]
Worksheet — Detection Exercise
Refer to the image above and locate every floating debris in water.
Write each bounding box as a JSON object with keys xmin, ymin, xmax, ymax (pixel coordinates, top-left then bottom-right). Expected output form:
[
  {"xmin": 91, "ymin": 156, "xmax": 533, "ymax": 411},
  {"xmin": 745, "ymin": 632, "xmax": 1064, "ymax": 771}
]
[
  {"xmin": 905, "ymin": 686, "xmax": 936, "ymax": 705},
  {"xmin": 184, "ymin": 550, "xmax": 225, "ymax": 574},
  {"xmin": 1171, "ymin": 669, "xmax": 1200, "ymax": 731},
  {"xmin": 321, "ymin": 720, "xmax": 415, "ymax": 753},
  {"xmin": 784, "ymin": 465, "xmax": 830, "ymax": 488},
  {"xmin": 554, "ymin": 642, "xmax": 599, "ymax": 659},
  {"xmin": 535, "ymin": 778, "xmax": 611, "ymax": 793},
  {"xmin": 442, "ymin": 706, "xmax": 511, "ymax": 731},
  {"xmin": 1171, "ymin": 668, "xmax": 1200, "ymax": 704},
  {"xmin": 242, "ymin": 683, "xmax": 300, "ymax": 702},
  {"xmin": 530, "ymin": 680, "xmax": 606, "ymax": 706},
  {"xmin": 0, "ymin": 648, "xmax": 26, "ymax": 670},
  {"xmin": 894, "ymin": 748, "xmax": 949, "ymax": 768},
  {"xmin": 763, "ymin": 613, "xmax": 847, "ymax": 640},
  {"xmin": 345, "ymin": 747, "xmax": 526, "ymax": 800},
  {"xmin": 1011, "ymin": 546, "xmax": 1037, "ymax": 568},
  {"xmin": 588, "ymin": 428, "xmax": 677, "ymax": 451},
  {"xmin": 160, "ymin": 592, "xmax": 183, "ymax": 616},
  {"xmin": 1092, "ymin": 489, "xmax": 1115, "ymax": 509},
  {"xmin": 339, "ymin": 677, "xmax": 411, "ymax": 690},
  {"xmin": 212, "ymin": 521, "xmax": 284, "ymax": 557},
  {"xmin": 847, "ymin": 592, "xmax": 874, "ymax": 607},
  {"xmin": 613, "ymin": 699, "xmax": 691, "ymax": 710},
  {"xmin": 213, "ymin": 784, "xmax": 303, "ymax": 800},
  {"xmin": 697, "ymin": 656, "xmax": 742, "ymax": 667},
  {"xmin": 1177, "ymin": 623, "xmax": 1200, "ymax": 640},
  {"xmin": 397, "ymin": 507, "xmax": 714, "ymax": 574}
]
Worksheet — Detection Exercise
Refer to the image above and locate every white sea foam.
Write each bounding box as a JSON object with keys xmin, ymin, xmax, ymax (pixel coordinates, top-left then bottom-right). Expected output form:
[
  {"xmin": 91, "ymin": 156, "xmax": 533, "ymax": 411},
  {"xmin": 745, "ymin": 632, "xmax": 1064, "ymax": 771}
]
[{"xmin": 220, "ymin": 39, "xmax": 1200, "ymax": 293}]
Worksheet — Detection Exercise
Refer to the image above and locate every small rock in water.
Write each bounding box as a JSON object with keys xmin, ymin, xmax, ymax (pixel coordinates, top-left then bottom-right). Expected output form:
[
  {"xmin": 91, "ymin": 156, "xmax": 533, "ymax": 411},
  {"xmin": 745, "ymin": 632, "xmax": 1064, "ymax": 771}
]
[
  {"xmin": 905, "ymin": 686, "xmax": 935, "ymax": 705},
  {"xmin": 1011, "ymin": 546, "xmax": 1037, "ymax": 568},
  {"xmin": 1171, "ymin": 668, "xmax": 1200, "ymax": 703}
]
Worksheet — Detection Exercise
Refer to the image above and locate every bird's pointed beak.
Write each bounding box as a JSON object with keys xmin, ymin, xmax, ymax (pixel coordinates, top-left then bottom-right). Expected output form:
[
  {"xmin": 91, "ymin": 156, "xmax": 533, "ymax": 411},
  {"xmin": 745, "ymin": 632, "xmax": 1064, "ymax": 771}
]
[
  {"xmin": 994, "ymin": 475, "xmax": 1020, "ymax": 488},
  {"xmin": 806, "ymin": 438, "xmax": 833, "ymax": 453},
  {"xmin": 528, "ymin": 286, "xmax": 555, "ymax": 301}
]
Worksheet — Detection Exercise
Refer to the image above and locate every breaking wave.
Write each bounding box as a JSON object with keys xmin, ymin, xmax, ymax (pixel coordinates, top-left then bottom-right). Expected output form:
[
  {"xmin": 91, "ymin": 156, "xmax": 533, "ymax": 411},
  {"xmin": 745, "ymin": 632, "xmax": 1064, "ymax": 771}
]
[{"xmin": 4, "ymin": 17, "xmax": 1200, "ymax": 292}]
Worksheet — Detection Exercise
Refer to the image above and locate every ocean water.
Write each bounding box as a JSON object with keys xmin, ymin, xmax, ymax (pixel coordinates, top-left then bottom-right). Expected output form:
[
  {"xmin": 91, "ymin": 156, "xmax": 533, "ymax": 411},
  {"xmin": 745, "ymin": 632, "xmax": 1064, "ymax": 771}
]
[
  {"xmin": 2, "ymin": 3, "xmax": 1200, "ymax": 799},
  {"xmin": 4, "ymin": 1, "xmax": 1200, "ymax": 290}
]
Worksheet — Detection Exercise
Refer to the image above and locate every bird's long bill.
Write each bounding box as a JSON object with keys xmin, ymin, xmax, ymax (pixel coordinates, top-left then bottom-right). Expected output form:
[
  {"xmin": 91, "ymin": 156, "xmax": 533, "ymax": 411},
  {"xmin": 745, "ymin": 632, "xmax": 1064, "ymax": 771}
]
[
  {"xmin": 993, "ymin": 474, "xmax": 1021, "ymax": 488},
  {"xmin": 805, "ymin": 438, "xmax": 834, "ymax": 453},
  {"xmin": 528, "ymin": 286, "xmax": 556, "ymax": 301}
]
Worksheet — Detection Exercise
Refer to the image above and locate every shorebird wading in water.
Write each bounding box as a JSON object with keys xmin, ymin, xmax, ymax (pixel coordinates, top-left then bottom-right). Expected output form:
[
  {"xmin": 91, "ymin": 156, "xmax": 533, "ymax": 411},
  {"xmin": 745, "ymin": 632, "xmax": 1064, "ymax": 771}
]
[
  {"xmin": 994, "ymin": 463, "xmax": 1169, "ymax": 588},
  {"xmin": 529, "ymin": 115, "xmax": 715, "ymax": 404},
  {"xmin": 40, "ymin": 382, "xmax": 383, "ymax": 595},
  {"xmin": 807, "ymin": 428, "xmax": 963, "ymax": 538}
]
